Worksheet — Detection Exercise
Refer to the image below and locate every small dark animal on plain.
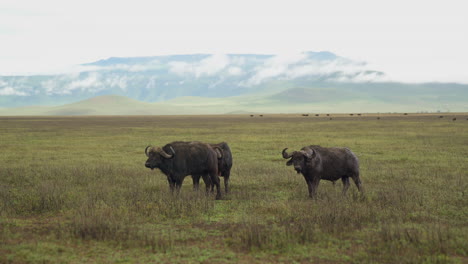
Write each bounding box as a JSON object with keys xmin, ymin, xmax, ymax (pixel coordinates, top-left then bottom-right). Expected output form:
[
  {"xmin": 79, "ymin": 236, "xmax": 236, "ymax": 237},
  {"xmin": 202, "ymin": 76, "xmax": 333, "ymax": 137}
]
[
  {"xmin": 302, "ymin": 114, "xmax": 309, "ymax": 117},
  {"xmin": 377, "ymin": 117, "xmax": 381, "ymax": 120},
  {"xmin": 250, "ymin": 115, "xmax": 254, "ymax": 117},
  {"xmin": 404, "ymin": 113, "xmax": 408, "ymax": 115},
  {"xmin": 282, "ymin": 146, "xmax": 362, "ymax": 198},
  {"xmin": 326, "ymin": 114, "xmax": 330, "ymax": 116},
  {"xmin": 350, "ymin": 114, "xmax": 354, "ymax": 116},
  {"xmin": 145, "ymin": 141, "xmax": 222, "ymax": 199},
  {"xmin": 357, "ymin": 113, "xmax": 361, "ymax": 116},
  {"xmin": 193, "ymin": 142, "xmax": 233, "ymax": 193},
  {"xmin": 260, "ymin": 115, "xmax": 263, "ymax": 117},
  {"xmin": 315, "ymin": 114, "xmax": 319, "ymax": 117},
  {"xmin": 439, "ymin": 116, "xmax": 444, "ymax": 118},
  {"xmin": 452, "ymin": 117, "xmax": 456, "ymax": 121}
]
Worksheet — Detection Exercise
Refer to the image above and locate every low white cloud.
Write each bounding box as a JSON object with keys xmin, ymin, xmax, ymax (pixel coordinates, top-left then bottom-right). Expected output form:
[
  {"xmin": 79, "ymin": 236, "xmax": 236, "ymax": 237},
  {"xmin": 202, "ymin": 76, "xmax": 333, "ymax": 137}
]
[
  {"xmin": 0, "ymin": 86, "xmax": 29, "ymax": 96},
  {"xmin": 168, "ymin": 61, "xmax": 190, "ymax": 75},
  {"xmin": 244, "ymin": 53, "xmax": 308, "ymax": 86},
  {"xmin": 230, "ymin": 56, "xmax": 247, "ymax": 66},
  {"xmin": 196, "ymin": 54, "xmax": 230, "ymax": 76},
  {"xmin": 169, "ymin": 54, "xmax": 231, "ymax": 77},
  {"xmin": 285, "ymin": 59, "xmax": 372, "ymax": 79},
  {"xmin": 41, "ymin": 72, "xmax": 130, "ymax": 95},
  {"xmin": 91, "ymin": 60, "xmax": 163, "ymax": 73},
  {"xmin": 331, "ymin": 71, "xmax": 388, "ymax": 83},
  {"xmin": 227, "ymin": 66, "xmax": 243, "ymax": 76},
  {"xmin": 0, "ymin": 79, "xmax": 30, "ymax": 96},
  {"xmin": 62, "ymin": 73, "xmax": 102, "ymax": 94},
  {"xmin": 0, "ymin": 59, "xmax": 164, "ymax": 76},
  {"xmin": 103, "ymin": 74, "xmax": 128, "ymax": 91},
  {"xmin": 145, "ymin": 76, "xmax": 157, "ymax": 90},
  {"xmin": 242, "ymin": 52, "xmax": 387, "ymax": 86}
]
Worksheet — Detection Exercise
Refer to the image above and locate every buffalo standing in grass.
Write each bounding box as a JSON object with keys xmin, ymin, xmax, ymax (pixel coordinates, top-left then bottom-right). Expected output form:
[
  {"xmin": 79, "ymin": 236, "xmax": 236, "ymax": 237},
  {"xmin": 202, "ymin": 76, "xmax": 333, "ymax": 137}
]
[
  {"xmin": 282, "ymin": 145, "xmax": 362, "ymax": 198},
  {"xmin": 193, "ymin": 142, "xmax": 233, "ymax": 193},
  {"xmin": 145, "ymin": 141, "xmax": 222, "ymax": 199}
]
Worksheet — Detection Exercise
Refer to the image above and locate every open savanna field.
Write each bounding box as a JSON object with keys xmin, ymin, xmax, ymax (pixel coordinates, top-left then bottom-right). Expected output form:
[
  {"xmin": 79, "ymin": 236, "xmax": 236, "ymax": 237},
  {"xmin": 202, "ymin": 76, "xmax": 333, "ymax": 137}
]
[{"xmin": 1, "ymin": 113, "xmax": 467, "ymax": 263}]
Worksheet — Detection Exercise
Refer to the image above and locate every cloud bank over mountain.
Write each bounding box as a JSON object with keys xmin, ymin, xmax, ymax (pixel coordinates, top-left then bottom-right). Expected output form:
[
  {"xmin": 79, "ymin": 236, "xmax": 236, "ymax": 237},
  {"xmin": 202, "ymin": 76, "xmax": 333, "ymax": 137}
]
[
  {"xmin": 0, "ymin": 51, "xmax": 466, "ymax": 114},
  {"xmin": 0, "ymin": 51, "xmax": 392, "ymax": 107}
]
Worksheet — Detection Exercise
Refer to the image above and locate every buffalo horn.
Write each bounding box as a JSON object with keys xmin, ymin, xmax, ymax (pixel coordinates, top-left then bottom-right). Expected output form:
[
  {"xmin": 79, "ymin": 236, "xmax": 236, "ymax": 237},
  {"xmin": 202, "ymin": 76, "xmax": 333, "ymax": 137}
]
[
  {"xmin": 214, "ymin": 147, "xmax": 223, "ymax": 158},
  {"xmin": 157, "ymin": 147, "xmax": 174, "ymax": 159},
  {"xmin": 145, "ymin": 145, "xmax": 152, "ymax": 157},
  {"xmin": 282, "ymin": 148, "xmax": 293, "ymax": 159}
]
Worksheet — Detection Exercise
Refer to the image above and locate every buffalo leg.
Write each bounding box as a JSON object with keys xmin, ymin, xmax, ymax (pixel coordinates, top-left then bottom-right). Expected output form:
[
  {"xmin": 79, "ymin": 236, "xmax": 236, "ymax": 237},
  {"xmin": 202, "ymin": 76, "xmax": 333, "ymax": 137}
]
[
  {"xmin": 351, "ymin": 174, "xmax": 363, "ymax": 192},
  {"xmin": 201, "ymin": 174, "xmax": 212, "ymax": 194},
  {"xmin": 174, "ymin": 179, "xmax": 183, "ymax": 195},
  {"xmin": 192, "ymin": 175, "xmax": 201, "ymax": 191},
  {"xmin": 311, "ymin": 178, "xmax": 320, "ymax": 198},
  {"xmin": 167, "ymin": 177, "xmax": 176, "ymax": 193},
  {"xmin": 209, "ymin": 172, "xmax": 222, "ymax": 200},
  {"xmin": 341, "ymin": 177, "xmax": 350, "ymax": 195},
  {"xmin": 306, "ymin": 177, "xmax": 320, "ymax": 199},
  {"xmin": 304, "ymin": 177, "xmax": 313, "ymax": 198},
  {"xmin": 307, "ymin": 181, "xmax": 313, "ymax": 198},
  {"xmin": 223, "ymin": 170, "xmax": 230, "ymax": 194}
]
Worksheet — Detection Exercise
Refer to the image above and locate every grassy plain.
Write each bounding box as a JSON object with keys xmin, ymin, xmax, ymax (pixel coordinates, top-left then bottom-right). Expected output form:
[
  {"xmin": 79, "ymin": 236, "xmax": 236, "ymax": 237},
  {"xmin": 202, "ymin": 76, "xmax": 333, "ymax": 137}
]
[{"xmin": 0, "ymin": 113, "xmax": 467, "ymax": 263}]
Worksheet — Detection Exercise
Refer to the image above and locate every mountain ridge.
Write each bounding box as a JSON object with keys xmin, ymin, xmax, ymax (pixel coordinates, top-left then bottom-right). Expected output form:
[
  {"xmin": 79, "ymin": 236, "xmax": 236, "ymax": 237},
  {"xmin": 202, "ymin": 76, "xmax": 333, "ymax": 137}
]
[
  {"xmin": 0, "ymin": 51, "xmax": 377, "ymax": 107},
  {"xmin": 1, "ymin": 85, "xmax": 467, "ymax": 115},
  {"xmin": 1, "ymin": 51, "xmax": 467, "ymax": 113}
]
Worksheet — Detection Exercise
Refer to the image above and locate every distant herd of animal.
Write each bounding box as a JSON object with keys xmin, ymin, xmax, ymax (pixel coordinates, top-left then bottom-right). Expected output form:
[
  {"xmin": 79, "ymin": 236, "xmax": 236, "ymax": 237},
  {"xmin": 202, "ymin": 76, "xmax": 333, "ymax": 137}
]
[
  {"xmin": 249, "ymin": 113, "xmax": 465, "ymax": 121},
  {"xmin": 144, "ymin": 141, "xmax": 363, "ymax": 199}
]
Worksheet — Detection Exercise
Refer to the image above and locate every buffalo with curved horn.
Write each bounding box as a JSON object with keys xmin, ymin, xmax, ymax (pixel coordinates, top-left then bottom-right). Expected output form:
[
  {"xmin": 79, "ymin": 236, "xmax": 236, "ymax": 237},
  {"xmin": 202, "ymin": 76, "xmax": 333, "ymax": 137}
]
[
  {"xmin": 145, "ymin": 141, "xmax": 222, "ymax": 199},
  {"xmin": 282, "ymin": 146, "xmax": 362, "ymax": 198},
  {"xmin": 192, "ymin": 142, "xmax": 233, "ymax": 193}
]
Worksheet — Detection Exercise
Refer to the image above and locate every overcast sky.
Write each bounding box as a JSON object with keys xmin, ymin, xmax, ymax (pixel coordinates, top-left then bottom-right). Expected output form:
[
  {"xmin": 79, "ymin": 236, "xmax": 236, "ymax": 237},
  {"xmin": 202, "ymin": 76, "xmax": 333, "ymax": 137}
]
[{"xmin": 1, "ymin": 0, "xmax": 467, "ymax": 83}]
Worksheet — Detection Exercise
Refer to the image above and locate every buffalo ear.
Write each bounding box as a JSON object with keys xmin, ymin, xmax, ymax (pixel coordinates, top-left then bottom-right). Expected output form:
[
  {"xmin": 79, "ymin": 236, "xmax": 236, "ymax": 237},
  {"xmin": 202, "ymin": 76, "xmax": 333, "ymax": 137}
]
[
  {"xmin": 286, "ymin": 159, "xmax": 293, "ymax": 166},
  {"xmin": 311, "ymin": 149, "xmax": 316, "ymax": 158},
  {"xmin": 303, "ymin": 149, "xmax": 316, "ymax": 160}
]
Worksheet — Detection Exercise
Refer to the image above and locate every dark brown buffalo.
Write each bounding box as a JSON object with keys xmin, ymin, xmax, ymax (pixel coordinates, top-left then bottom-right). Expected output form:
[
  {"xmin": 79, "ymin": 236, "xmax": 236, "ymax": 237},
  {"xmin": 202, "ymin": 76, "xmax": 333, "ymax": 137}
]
[
  {"xmin": 145, "ymin": 141, "xmax": 222, "ymax": 199},
  {"xmin": 193, "ymin": 142, "xmax": 233, "ymax": 193},
  {"xmin": 282, "ymin": 145, "xmax": 362, "ymax": 198}
]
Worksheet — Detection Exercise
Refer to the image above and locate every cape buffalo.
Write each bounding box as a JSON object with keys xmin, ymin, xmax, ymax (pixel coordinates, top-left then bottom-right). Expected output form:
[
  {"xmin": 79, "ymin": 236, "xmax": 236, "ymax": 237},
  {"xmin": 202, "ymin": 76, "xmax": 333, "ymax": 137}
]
[
  {"xmin": 193, "ymin": 142, "xmax": 233, "ymax": 193},
  {"xmin": 282, "ymin": 145, "xmax": 362, "ymax": 198},
  {"xmin": 145, "ymin": 141, "xmax": 222, "ymax": 199}
]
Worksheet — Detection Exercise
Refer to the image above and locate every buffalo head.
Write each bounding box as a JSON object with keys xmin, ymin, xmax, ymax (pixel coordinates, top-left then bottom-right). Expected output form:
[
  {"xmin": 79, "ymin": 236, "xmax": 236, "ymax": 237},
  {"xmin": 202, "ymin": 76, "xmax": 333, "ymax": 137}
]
[
  {"xmin": 145, "ymin": 145, "xmax": 175, "ymax": 170},
  {"xmin": 282, "ymin": 148, "xmax": 316, "ymax": 174}
]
